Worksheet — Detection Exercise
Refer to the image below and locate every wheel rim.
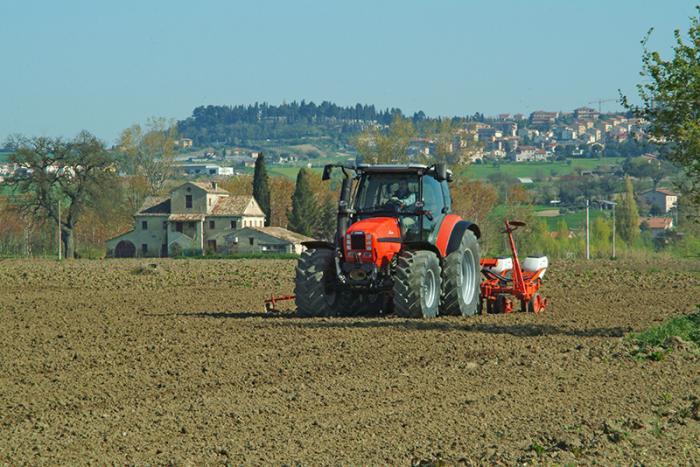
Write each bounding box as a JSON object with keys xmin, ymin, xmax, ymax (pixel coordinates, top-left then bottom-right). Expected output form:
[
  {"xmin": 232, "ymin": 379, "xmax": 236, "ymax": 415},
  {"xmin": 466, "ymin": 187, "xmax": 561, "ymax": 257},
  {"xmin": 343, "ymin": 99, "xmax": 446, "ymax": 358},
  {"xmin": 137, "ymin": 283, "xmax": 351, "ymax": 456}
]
[
  {"xmin": 460, "ymin": 249, "xmax": 476, "ymax": 304},
  {"xmin": 422, "ymin": 269, "xmax": 437, "ymax": 309}
]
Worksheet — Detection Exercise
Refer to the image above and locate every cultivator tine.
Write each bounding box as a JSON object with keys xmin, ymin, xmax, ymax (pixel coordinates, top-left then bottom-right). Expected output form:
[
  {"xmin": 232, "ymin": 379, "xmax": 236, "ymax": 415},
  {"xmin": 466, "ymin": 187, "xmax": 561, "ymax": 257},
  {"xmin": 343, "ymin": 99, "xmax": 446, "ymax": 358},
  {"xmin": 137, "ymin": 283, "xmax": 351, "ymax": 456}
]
[{"xmin": 264, "ymin": 294, "xmax": 296, "ymax": 313}]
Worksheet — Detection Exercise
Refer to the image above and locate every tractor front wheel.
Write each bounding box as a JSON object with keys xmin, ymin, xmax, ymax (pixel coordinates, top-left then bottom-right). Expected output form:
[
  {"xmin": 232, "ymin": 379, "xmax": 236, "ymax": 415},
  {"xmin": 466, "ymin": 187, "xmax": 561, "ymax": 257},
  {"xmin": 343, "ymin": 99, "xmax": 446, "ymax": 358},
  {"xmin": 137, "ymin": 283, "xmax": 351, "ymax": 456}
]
[
  {"xmin": 295, "ymin": 248, "xmax": 345, "ymax": 317},
  {"xmin": 441, "ymin": 230, "xmax": 481, "ymax": 316},
  {"xmin": 393, "ymin": 250, "xmax": 441, "ymax": 318}
]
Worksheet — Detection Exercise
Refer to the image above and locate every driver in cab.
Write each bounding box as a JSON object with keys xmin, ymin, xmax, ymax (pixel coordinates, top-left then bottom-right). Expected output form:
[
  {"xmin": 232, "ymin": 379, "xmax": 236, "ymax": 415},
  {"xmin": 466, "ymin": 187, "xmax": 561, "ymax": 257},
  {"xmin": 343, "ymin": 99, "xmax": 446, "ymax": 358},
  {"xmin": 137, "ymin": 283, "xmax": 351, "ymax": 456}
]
[
  {"xmin": 389, "ymin": 179, "xmax": 417, "ymax": 232},
  {"xmin": 390, "ymin": 179, "xmax": 416, "ymax": 208}
]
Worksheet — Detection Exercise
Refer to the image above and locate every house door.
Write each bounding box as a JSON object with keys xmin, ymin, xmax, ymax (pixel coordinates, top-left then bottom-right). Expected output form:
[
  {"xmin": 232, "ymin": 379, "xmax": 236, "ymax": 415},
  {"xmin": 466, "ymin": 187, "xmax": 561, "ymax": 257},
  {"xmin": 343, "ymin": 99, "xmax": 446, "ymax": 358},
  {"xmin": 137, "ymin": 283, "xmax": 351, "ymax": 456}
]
[
  {"xmin": 206, "ymin": 240, "xmax": 217, "ymax": 253},
  {"xmin": 114, "ymin": 240, "xmax": 136, "ymax": 258},
  {"xmin": 161, "ymin": 244, "xmax": 168, "ymax": 257}
]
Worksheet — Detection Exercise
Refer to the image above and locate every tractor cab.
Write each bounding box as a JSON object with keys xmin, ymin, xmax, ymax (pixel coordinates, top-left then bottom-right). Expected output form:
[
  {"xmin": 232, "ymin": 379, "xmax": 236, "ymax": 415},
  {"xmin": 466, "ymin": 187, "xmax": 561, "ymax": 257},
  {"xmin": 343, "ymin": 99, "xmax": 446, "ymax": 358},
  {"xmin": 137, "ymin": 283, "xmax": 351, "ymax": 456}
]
[{"xmin": 351, "ymin": 164, "xmax": 452, "ymax": 242}]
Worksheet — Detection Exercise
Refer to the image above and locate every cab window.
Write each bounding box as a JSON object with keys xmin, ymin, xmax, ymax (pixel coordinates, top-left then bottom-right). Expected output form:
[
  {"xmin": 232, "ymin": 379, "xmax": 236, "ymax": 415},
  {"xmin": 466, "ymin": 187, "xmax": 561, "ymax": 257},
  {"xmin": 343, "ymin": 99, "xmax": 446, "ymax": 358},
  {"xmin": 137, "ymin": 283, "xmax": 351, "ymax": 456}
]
[
  {"xmin": 422, "ymin": 176, "xmax": 445, "ymax": 215},
  {"xmin": 355, "ymin": 174, "xmax": 419, "ymax": 212},
  {"xmin": 440, "ymin": 180, "xmax": 452, "ymax": 213}
]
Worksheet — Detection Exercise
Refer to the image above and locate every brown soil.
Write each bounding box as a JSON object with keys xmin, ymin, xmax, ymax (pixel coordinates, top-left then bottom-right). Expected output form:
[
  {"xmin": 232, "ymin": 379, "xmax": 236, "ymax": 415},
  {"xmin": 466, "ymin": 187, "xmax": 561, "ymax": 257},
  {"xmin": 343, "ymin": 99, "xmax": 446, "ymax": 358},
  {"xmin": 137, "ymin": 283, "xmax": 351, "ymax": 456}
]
[{"xmin": 1, "ymin": 258, "xmax": 699, "ymax": 465}]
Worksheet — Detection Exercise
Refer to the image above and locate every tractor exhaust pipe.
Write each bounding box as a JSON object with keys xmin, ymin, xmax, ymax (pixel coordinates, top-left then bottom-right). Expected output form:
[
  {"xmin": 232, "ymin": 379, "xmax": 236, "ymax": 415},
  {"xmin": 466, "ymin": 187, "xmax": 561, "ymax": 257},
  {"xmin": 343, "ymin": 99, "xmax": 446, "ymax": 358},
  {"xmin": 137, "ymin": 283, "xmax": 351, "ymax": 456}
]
[{"xmin": 336, "ymin": 168, "xmax": 352, "ymax": 244}]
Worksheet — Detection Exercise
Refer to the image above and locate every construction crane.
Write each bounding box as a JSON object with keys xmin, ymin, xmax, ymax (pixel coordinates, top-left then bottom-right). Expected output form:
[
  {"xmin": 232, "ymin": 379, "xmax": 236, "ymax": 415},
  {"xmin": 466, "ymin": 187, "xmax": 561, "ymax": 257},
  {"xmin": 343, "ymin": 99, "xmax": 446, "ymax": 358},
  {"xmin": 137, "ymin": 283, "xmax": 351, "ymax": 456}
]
[{"xmin": 588, "ymin": 98, "xmax": 618, "ymax": 113}]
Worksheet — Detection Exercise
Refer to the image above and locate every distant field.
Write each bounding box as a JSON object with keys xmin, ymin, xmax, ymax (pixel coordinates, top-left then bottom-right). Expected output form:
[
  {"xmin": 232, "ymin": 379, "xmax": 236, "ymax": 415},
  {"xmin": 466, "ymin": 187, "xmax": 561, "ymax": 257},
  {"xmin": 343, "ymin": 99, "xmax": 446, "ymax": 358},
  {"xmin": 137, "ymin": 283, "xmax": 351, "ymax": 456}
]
[
  {"xmin": 268, "ymin": 166, "xmax": 323, "ymax": 178},
  {"xmin": 463, "ymin": 157, "xmax": 624, "ymax": 180},
  {"xmin": 0, "ymin": 152, "xmax": 11, "ymax": 162},
  {"xmin": 543, "ymin": 208, "xmax": 608, "ymax": 230},
  {"xmin": 489, "ymin": 203, "xmax": 608, "ymax": 231},
  {"xmin": 267, "ymin": 157, "xmax": 625, "ymax": 180}
]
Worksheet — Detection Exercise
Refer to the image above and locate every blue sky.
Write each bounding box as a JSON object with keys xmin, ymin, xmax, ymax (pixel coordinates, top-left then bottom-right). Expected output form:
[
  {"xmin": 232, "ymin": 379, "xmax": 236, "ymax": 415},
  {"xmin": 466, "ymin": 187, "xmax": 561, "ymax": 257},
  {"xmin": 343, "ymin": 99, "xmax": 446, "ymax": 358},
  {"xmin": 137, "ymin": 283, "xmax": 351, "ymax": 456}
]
[{"xmin": 0, "ymin": 0, "xmax": 696, "ymax": 144}]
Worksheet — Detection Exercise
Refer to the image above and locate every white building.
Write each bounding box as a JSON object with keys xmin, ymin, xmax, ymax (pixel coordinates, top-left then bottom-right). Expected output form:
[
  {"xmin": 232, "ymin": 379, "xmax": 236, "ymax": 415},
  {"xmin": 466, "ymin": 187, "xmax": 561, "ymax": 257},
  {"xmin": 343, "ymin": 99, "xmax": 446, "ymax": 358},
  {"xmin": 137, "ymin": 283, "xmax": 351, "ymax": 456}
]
[{"xmin": 177, "ymin": 164, "xmax": 234, "ymax": 176}]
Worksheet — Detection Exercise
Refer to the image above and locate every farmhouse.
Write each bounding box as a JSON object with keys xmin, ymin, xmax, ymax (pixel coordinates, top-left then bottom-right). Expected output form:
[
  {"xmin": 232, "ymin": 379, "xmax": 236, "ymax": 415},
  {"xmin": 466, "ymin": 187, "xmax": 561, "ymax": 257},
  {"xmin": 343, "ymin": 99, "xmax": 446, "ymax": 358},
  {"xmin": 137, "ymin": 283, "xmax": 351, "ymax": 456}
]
[
  {"xmin": 225, "ymin": 227, "xmax": 312, "ymax": 255},
  {"xmin": 510, "ymin": 146, "xmax": 547, "ymax": 162},
  {"xmin": 106, "ymin": 181, "xmax": 308, "ymax": 257},
  {"xmin": 641, "ymin": 217, "xmax": 674, "ymax": 238},
  {"xmin": 642, "ymin": 188, "xmax": 678, "ymax": 213}
]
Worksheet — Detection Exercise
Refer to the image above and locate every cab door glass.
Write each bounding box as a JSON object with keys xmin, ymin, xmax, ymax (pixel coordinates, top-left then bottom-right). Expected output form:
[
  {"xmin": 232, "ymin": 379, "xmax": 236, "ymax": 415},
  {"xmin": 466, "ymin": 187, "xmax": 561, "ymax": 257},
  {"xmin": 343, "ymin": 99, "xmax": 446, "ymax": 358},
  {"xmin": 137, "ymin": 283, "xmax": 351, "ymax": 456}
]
[
  {"xmin": 441, "ymin": 180, "xmax": 452, "ymax": 213},
  {"xmin": 421, "ymin": 176, "xmax": 446, "ymax": 238}
]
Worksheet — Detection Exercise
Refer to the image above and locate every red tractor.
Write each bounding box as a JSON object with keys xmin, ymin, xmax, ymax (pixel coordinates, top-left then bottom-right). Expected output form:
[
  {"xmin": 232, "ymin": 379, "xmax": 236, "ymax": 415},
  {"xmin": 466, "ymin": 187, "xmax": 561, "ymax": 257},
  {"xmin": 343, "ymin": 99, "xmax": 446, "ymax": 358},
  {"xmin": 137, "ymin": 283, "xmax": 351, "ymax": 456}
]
[{"xmin": 294, "ymin": 163, "xmax": 482, "ymax": 318}]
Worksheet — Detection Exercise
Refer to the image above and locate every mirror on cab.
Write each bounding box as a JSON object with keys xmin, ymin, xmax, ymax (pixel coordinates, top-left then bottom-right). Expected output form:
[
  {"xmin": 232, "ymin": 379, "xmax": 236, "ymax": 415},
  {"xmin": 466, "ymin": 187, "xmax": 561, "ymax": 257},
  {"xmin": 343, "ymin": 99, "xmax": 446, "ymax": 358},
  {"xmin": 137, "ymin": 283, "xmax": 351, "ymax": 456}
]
[
  {"xmin": 322, "ymin": 164, "xmax": 332, "ymax": 181},
  {"xmin": 435, "ymin": 163, "xmax": 448, "ymax": 181}
]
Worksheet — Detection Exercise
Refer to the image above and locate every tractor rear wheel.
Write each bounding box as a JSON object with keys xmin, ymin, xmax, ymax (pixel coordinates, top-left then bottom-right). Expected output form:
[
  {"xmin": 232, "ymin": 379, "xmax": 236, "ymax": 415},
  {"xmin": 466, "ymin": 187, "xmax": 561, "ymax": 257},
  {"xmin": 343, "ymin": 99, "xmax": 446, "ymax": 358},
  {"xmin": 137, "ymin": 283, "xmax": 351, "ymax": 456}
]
[
  {"xmin": 295, "ymin": 248, "xmax": 347, "ymax": 317},
  {"xmin": 393, "ymin": 250, "xmax": 441, "ymax": 318},
  {"xmin": 441, "ymin": 230, "xmax": 481, "ymax": 316}
]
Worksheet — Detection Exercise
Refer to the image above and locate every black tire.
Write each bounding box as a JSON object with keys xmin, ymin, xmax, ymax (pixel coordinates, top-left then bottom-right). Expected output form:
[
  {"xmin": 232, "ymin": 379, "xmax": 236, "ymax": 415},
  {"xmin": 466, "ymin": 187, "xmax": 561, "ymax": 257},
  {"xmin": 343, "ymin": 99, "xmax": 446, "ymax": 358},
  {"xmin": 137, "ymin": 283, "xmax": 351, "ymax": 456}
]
[
  {"xmin": 494, "ymin": 293, "xmax": 508, "ymax": 314},
  {"xmin": 441, "ymin": 229, "xmax": 481, "ymax": 316},
  {"xmin": 392, "ymin": 250, "xmax": 441, "ymax": 319},
  {"xmin": 295, "ymin": 249, "xmax": 343, "ymax": 317},
  {"xmin": 527, "ymin": 292, "xmax": 541, "ymax": 313}
]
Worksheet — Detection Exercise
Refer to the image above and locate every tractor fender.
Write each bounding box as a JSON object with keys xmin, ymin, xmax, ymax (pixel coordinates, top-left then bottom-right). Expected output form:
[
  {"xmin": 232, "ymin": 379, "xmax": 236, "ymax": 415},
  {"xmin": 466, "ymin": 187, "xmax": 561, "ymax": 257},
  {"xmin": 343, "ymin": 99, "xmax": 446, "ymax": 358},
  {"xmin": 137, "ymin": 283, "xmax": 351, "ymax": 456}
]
[
  {"xmin": 444, "ymin": 220, "xmax": 481, "ymax": 256},
  {"xmin": 301, "ymin": 240, "xmax": 334, "ymax": 250},
  {"xmin": 401, "ymin": 241, "xmax": 443, "ymax": 260}
]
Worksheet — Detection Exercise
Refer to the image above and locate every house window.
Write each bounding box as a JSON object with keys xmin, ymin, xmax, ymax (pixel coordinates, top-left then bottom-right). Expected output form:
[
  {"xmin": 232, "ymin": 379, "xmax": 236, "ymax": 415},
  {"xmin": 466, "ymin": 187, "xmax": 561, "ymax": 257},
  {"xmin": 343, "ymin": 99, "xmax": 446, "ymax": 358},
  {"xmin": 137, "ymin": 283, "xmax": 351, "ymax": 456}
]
[
  {"xmin": 185, "ymin": 195, "xmax": 193, "ymax": 209},
  {"xmin": 249, "ymin": 237, "xmax": 254, "ymax": 246},
  {"xmin": 209, "ymin": 220, "xmax": 215, "ymax": 229},
  {"xmin": 141, "ymin": 244, "xmax": 148, "ymax": 255},
  {"xmin": 141, "ymin": 220, "xmax": 148, "ymax": 230},
  {"xmin": 162, "ymin": 221, "xmax": 167, "ymax": 230},
  {"xmin": 230, "ymin": 220, "xmax": 237, "ymax": 229},
  {"xmin": 175, "ymin": 222, "xmax": 183, "ymax": 233}
]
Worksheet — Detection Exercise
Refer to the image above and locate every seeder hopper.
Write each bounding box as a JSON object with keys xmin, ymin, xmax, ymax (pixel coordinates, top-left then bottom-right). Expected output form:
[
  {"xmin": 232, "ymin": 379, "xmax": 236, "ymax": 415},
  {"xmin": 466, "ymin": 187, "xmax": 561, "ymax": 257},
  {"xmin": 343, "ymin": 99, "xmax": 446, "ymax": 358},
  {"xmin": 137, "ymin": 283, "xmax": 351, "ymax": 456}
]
[{"xmin": 479, "ymin": 220, "xmax": 549, "ymax": 314}]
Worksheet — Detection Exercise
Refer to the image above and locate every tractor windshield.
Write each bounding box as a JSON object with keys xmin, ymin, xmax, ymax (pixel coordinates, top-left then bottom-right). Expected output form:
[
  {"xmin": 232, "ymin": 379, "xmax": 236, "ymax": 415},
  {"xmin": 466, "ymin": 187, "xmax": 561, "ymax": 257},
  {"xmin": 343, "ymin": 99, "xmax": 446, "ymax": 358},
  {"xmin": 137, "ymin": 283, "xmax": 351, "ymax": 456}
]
[{"xmin": 354, "ymin": 173, "xmax": 419, "ymax": 214}]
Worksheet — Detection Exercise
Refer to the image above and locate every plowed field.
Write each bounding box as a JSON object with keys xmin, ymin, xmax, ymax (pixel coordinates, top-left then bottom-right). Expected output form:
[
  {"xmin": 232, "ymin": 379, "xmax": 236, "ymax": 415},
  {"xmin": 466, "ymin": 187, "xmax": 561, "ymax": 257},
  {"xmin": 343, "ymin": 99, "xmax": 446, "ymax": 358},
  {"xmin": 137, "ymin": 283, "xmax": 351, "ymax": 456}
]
[{"xmin": 1, "ymin": 258, "xmax": 699, "ymax": 465}]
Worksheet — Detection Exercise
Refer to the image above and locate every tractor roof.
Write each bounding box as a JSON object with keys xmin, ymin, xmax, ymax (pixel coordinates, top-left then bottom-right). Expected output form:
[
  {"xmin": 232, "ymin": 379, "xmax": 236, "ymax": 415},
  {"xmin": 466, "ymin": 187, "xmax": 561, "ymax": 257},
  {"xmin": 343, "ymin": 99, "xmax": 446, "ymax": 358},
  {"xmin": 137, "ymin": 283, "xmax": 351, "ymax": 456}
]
[{"xmin": 356, "ymin": 163, "xmax": 431, "ymax": 174}]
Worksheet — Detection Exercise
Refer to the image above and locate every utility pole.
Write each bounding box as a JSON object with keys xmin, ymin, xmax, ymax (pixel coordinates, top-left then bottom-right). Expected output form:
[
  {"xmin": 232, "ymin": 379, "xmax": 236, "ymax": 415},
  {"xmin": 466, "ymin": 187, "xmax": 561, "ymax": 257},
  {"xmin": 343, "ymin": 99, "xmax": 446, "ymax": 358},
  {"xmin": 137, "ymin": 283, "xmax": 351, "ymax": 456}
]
[
  {"xmin": 57, "ymin": 199, "xmax": 62, "ymax": 261},
  {"xmin": 612, "ymin": 202, "xmax": 616, "ymax": 259},
  {"xmin": 585, "ymin": 199, "xmax": 590, "ymax": 260}
]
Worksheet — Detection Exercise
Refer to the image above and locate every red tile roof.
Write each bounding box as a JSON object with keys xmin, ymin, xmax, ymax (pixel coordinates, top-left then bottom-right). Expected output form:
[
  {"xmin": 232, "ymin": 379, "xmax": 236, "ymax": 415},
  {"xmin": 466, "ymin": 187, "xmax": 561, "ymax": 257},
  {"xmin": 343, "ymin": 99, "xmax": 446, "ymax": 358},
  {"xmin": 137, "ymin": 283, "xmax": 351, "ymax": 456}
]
[
  {"xmin": 642, "ymin": 217, "xmax": 673, "ymax": 229},
  {"xmin": 654, "ymin": 188, "xmax": 677, "ymax": 197}
]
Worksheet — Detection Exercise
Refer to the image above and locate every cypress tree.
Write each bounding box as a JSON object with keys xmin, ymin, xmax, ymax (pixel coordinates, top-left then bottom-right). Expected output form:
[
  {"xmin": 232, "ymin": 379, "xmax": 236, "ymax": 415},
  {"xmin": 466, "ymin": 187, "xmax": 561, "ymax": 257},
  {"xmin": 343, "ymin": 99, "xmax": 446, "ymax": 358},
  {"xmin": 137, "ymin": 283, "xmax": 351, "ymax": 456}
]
[
  {"xmin": 288, "ymin": 168, "xmax": 318, "ymax": 236},
  {"xmin": 252, "ymin": 153, "xmax": 271, "ymax": 226},
  {"xmin": 616, "ymin": 177, "xmax": 640, "ymax": 244},
  {"xmin": 316, "ymin": 195, "xmax": 337, "ymax": 241}
]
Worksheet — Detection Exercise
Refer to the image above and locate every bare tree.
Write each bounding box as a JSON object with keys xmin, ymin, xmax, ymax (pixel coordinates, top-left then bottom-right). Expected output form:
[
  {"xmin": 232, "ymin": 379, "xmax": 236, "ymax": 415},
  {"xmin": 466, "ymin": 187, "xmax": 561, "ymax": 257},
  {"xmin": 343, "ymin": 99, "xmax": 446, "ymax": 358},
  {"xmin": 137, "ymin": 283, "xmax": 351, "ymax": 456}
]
[
  {"xmin": 7, "ymin": 131, "xmax": 117, "ymax": 259},
  {"xmin": 353, "ymin": 115, "xmax": 415, "ymax": 164},
  {"xmin": 118, "ymin": 118, "xmax": 178, "ymax": 196}
]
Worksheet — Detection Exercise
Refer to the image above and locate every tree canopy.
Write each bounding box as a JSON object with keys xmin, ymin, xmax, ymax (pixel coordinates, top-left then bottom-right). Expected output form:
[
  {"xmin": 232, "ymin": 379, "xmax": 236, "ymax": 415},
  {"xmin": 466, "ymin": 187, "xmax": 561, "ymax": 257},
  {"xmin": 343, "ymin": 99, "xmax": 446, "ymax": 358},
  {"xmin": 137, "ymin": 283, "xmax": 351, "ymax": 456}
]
[
  {"xmin": 7, "ymin": 131, "xmax": 118, "ymax": 259},
  {"xmin": 118, "ymin": 118, "xmax": 178, "ymax": 196},
  {"xmin": 288, "ymin": 168, "xmax": 318, "ymax": 237},
  {"xmin": 625, "ymin": 7, "xmax": 700, "ymax": 200},
  {"xmin": 252, "ymin": 153, "xmax": 271, "ymax": 226}
]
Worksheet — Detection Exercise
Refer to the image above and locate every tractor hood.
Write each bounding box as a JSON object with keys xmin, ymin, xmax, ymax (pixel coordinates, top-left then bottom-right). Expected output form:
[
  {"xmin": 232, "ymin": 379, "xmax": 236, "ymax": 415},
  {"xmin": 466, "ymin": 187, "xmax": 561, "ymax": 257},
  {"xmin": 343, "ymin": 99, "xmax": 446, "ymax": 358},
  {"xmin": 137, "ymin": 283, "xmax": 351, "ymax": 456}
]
[
  {"xmin": 346, "ymin": 216, "xmax": 401, "ymax": 239},
  {"xmin": 344, "ymin": 217, "xmax": 402, "ymax": 267}
]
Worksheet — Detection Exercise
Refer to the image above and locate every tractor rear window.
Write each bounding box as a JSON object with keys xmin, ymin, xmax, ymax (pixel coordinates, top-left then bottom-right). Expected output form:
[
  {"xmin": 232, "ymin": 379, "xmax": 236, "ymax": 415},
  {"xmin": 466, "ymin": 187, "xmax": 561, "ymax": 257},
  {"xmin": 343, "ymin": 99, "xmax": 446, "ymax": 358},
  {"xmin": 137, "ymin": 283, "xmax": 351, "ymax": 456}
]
[{"xmin": 355, "ymin": 174, "xmax": 419, "ymax": 213}]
